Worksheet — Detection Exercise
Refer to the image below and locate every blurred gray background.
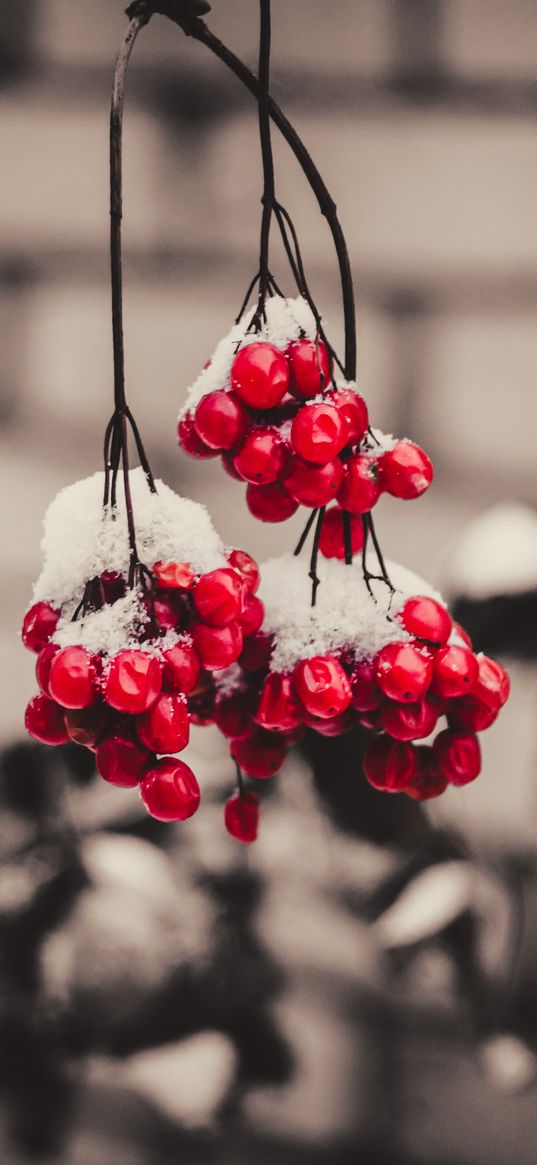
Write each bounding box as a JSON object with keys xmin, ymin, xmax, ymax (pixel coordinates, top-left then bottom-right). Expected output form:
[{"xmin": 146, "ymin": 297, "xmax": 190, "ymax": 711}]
[{"xmin": 1, "ymin": 3, "xmax": 537, "ymax": 1163}]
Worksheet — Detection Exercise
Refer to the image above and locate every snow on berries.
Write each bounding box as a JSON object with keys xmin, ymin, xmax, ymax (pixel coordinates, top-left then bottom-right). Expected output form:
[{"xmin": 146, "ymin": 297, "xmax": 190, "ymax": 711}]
[
  {"xmin": 211, "ymin": 552, "xmax": 510, "ymax": 802},
  {"xmin": 22, "ymin": 469, "xmax": 265, "ymax": 829},
  {"xmin": 177, "ymin": 296, "xmax": 433, "ymax": 527}
]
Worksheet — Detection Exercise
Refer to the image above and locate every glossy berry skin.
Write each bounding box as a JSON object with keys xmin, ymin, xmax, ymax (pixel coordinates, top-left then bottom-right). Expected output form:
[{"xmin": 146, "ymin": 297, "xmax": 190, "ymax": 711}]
[
  {"xmin": 473, "ymin": 654, "xmax": 510, "ymax": 710},
  {"xmin": 194, "ymin": 390, "xmax": 250, "ymax": 451},
  {"xmin": 246, "ymin": 481, "xmax": 298, "ymax": 523},
  {"xmin": 178, "ymin": 413, "xmax": 218, "ymax": 459},
  {"xmin": 227, "ymin": 549, "xmax": 260, "ymax": 595},
  {"xmin": 105, "ymin": 650, "xmax": 162, "ymax": 714},
  {"xmin": 191, "ymin": 621, "xmax": 243, "ymax": 670},
  {"xmin": 231, "ymin": 342, "xmax": 290, "ymax": 409},
  {"xmin": 375, "ymin": 642, "xmax": 433, "ymax": 703},
  {"xmin": 405, "ymin": 747, "xmax": 448, "ymax": 800},
  {"xmin": 380, "ymin": 695, "xmax": 439, "ymax": 742},
  {"xmin": 398, "ymin": 596, "xmax": 452, "ymax": 646},
  {"xmin": 239, "ymin": 630, "xmax": 274, "ymax": 674},
  {"xmin": 221, "ymin": 450, "xmax": 244, "ymax": 480},
  {"xmin": 233, "ymin": 427, "xmax": 289, "ymax": 484},
  {"xmin": 287, "ymin": 338, "xmax": 332, "ymax": 398},
  {"xmin": 239, "ymin": 595, "xmax": 265, "ymax": 637},
  {"xmin": 364, "ymin": 736, "xmax": 417, "ymax": 792},
  {"xmin": 48, "ymin": 646, "xmax": 99, "ymax": 710},
  {"xmin": 337, "ymin": 455, "xmax": 381, "ymax": 513},
  {"xmin": 138, "ymin": 693, "xmax": 189, "ymax": 753},
  {"xmin": 162, "ymin": 640, "xmax": 200, "ymax": 694},
  {"xmin": 325, "ymin": 388, "xmax": 368, "ymax": 446},
  {"xmin": 453, "ymin": 621, "xmax": 472, "ymax": 649},
  {"xmin": 144, "ymin": 592, "xmax": 185, "ymax": 635},
  {"xmin": 194, "ymin": 568, "xmax": 244, "ymax": 628},
  {"xmin": 255, "ymin": 672, "xmax": 303, "ymax": 732},
  {"xmin": 224, "ymin": 791, "xmax": 260, "ymax": 844},
  {"xmin": 214, "ymin": 689, "xmax": 256, "ymax": 740},
  {"xmin": 140, "ymin": 757, "xmax": 201, "ymax": 821},
  {"xmin": 64, "ymin": 704, "xmax": 110, "ymax": 750},
  {"xmin": 319, "ymin": 507, "xmax": 364, "ymax": 559},
  {"xmin": 22, "ymin": 602, "xmax": 60, "ymax": 653},
  {"xmin": 188, "ymin": 679, "xmax": 216, "ymax": 726},
  {"xmin": 433, "ymin": 729, "xmax": 481, "ymax": 786},
  {"xmin": 380, "ymin": 441, "xmax": 433, "ymax": 500},
  {"xmin": 284, "ymin": 457, "xmax": 343, "ymax": 507},
  {"xmin": 153, "ymin": 561, "xmax": 196, "ymax": 590},
  {"xmin": 293, "ymin": 655, "xmax": 352, "ymax": 719},
  {"xmin": 302, "ymin": 708, "xmax": 356, "ymax": 736},
  {"xmin": 231, "ymin": 728, "xmax": 287, "ymax": 779},
  {"xmin": 447, "ymin": 694, "xmax": 498, "ymax": 732},
  {"xmin": 96, "ymin": 734, "xmax": 153, "ymax": 787},
  {"xmin": 25, "ymin": 695, "xmax": 69, "ymax": 745},
  {"xmin": 291, "ymin": 403, "xmax": 347, "ymax": 466},
  {"xmin": 431, "ymin": 645, "xmax": 478, "ymax": 699},
  {"xmin": 36, "ymin": 643, "xmax": 60, "ymax": 695},
  {"xmin": 350, "ymin": 658, "xmax": 383, "ymax": 712}
]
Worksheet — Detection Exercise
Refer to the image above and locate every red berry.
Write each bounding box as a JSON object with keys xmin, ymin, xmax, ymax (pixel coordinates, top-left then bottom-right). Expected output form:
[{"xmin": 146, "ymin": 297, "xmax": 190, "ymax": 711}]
[
  {"xmin": 96, "ymin": 733, "xmax": 153, "ymax": 787},
  {"xmin": 188, "ymin": 681, "xmax": 216, "ymax": 726},
  {"xmin": 240, "ymin": 595, "xmax": 265, "ymax": 637},
  {"xmin": 325, "ymin": 388, "xmax": 368, "ymax": 445},
  {"xmin": 380, "ymin": 441, "xmax": 433, "ymax": 500},
  {"xmin": 191, "ymin": 621, "xmax": 243, "ymax": 670},
  {"xmin": 48, "ymin": 646, "xmax": 99, "ymax": 710},
  {"xmin": 214, "ymin": 689, "xmax": 256, "ymax": 740},
  {"xmin": 161, "ymin": 640, "xmax": 200, "ymax": 694},
  {"xmin": 65, "ymin": 704, "xmax": 110, "ymax": 750},
  {"xmin": 25, "ymin": 694, "xmax": 69, "ymax": 745},
  {"xmin": 302, "ymin": 708, "xmax": 356, "ymax": 736},
  {"xmin": 178, "ymin": 412, "xmax": 218, "ymax": 459},
  {"xmin": 431, "ymin": 645, "xmax": 478, "ymax": 699},
  {"xmin": 287, "ymin": 337, "xmax": 332, "ymax": 398},
  {"xmin": 405, "ymin": 747, "xmax": 448, "ymax": 800},
  {"xmin": 239, "ymin": 630, "xmax": 274, "ymax": 673},
  {"xmin": 138, "ymin": 693, "xmax": 189, "ymax": 753},
  {"xmin": 290, "ymin": 402, "xmax": 346, "ymax": 466},
  {"xmin": 319, "ymin": 507, "xmax": 364, "ymax": 559},
  {"xmin": 140, "ymin": 757, "xmax": 200, "ymax": 821},
  {"xmin": 255, "ymin": 672, "xmax": 303, "ymax": 732},
  {"xmin": 231, "ymin": 728, "xmax": 287, "ymax": 779},
  {"xmin": 233, "ymin": 427, "xmax": 289, "ymax": 484},
  {"xmin": 194, "ymin": 568, "xmax": 245, "ymax": 628},
  {"xmin": 337, "ymin": 455, "xmax": 381, "ymax": 513},
  {"xmin": 100, "ymin": 570, "xmax": 126, "ymax": 604},
  {"xmin": 284, "ymin": 456, "xmax": 343, "ymax": 507},
  {"xmin": 231, "ymin": 342, "xmax": 290, "ymax": 409},
  {"xmin": 293, "ymin": 655, "xmax": 352, "ymax": 719},
  {"xmin": 224, "ymin": 790, "xmax": 260, "ymax": 843},
  {"xmin": 452, "ymin": 621, "xmax": 472, "ymax": 648},
  {"xmin": 22, "ymin": 602, "xmax": 59, "ymax": 653},
  {"xmin": 36, "ymin": 643, "xmax": 60, "ymax": 695},
  {"xmin": 221, "ymin": 450, "xmax": 244, "ymax": 480},
  {"xmin": 380, "ymin": 695, "xmax": 439, "ymax": 742},
  {"xmin": 364, "ymin": 736, "xmax": 417, "ymax": 792},
  {"xmin": 375, "ymin": 642, "xmax": 433, "ymax": 703},
  {"xmin": 447, "ymin": 694, "xmax": 498, "ymax": 732},
  {"xmin": 246, "ymin": 481, "xmax": 298, "ymax": 522},
  {"xmin": 398, "ymin": 596, "xmax": 452, "ymax": 646},
  {"xmin": 105, "ymin": 650, "xmax": 162, "ymax": 714},
  {"xmin": 433, "ymin": 729, "xmax": 481, "ymax": 786},
  {"xmin": 143, "ymin": 592, "xmax": 185, "ymax": 634},
  {"xmin": 473, "ymin": 654, "xmax": 510, "ymax": 710},
  {"xmin": 153, "ymin": 561, "xmax": 196, "ymax": 590},
  {"xmin": 194, "ymin": 389, "xmax": 250, "ymax": 451},
  {"xmin": 350, "ymin": 658, "xmax": 383, "ymax": 712},
  {"xmin": 227, "ymin": 549, "xmax": 260, "ymax": 594}
]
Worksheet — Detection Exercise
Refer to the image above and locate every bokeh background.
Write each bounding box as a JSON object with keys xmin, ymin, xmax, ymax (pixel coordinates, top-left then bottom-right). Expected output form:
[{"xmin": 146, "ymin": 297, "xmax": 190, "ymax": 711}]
[{"xmin": 1, "ymin": 2, "xmax": 537, "ymax": 1162}]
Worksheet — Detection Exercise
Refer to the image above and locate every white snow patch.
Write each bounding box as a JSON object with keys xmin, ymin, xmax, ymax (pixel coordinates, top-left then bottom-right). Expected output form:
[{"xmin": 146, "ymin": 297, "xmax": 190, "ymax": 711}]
[
  {"xmin": 448, "ymin": 504, "xmax": 537, "ymax": 599},
  {"xmin": 33, "ymin": 468, "xmax": 226, "ymax": 608},
  {"xmin": 256, "ymin": 552, "xmax": 445, "ymax": 672}
]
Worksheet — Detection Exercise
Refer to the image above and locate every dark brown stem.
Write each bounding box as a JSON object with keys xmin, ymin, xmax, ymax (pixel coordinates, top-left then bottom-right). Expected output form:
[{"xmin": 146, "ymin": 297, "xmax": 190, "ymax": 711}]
[
  {"xmin": 309, "ymin": 507, "xmax": 325, "ymax": 607},
  {"xmin": 255, "ymin": 0, "xmax": 275, "ymax": 316},
  {"xmin": 294, "ymin": 507, "xmax": 318, "ymax": 556}
]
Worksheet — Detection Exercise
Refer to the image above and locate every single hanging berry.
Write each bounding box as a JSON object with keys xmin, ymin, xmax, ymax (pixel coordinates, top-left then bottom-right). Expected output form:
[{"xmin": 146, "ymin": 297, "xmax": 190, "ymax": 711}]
[{"xmin": 224, "ymin": 789, "xmax": 260, "ymax": 843}]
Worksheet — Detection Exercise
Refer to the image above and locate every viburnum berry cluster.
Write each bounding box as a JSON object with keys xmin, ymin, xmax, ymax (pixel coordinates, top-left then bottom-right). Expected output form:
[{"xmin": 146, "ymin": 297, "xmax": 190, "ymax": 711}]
[
  {"xmin": 178, "ymin": 297, "xmax": 433, "ymax": 525},
  {"xmin": 211, "ymin": 554, "xmax": 510, "ymax": 804},
  {"xmin": 22, "ymin": 471, "xmax": 264, "ymax": 835}
]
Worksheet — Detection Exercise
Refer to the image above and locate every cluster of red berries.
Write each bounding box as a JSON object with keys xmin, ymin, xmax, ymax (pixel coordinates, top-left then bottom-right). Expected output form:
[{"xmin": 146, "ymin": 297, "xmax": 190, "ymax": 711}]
[
  {"xmin": 212, "ymin": 593, "xmax": 509, "ymax": 802},
  {"xmin": 178, "ymin": 336, "xmax": 433, "ymax": 523},
  {"xmin": 22, "ymin": 548, "xmax": 265, "ymax": 840}
]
